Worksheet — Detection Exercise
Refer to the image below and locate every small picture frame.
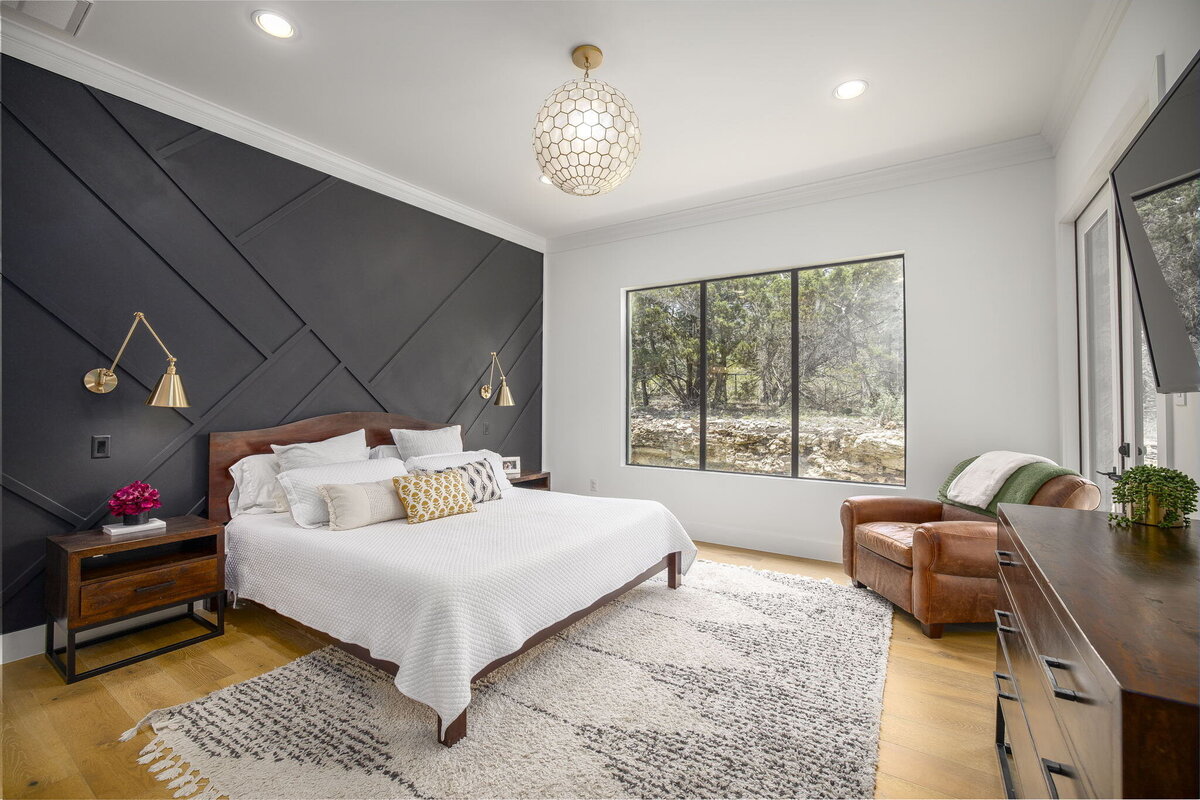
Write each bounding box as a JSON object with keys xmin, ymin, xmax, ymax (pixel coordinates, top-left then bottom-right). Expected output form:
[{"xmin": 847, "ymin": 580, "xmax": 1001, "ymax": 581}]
[{"xmin": 500, "ymin": 456, "xmax": 521, "ymax": 477}]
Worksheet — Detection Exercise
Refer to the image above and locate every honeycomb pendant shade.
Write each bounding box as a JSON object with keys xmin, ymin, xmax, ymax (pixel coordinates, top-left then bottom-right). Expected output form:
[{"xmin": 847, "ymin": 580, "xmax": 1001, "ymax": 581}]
[{"xmin": 534, "ymin": 46, "xmax": 641, "ymax": 196}]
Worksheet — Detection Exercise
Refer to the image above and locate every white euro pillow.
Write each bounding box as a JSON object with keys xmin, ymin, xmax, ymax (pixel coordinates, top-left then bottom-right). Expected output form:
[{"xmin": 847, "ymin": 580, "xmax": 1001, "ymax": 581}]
[
  {"xmin": 404, "ymin": 449, "xmax": 513, "ymax": 491},
  {"xmin": 391, "ymin": 426, "xmax": 463, "ymax": 459},
  {"xmin": 277, "ymin": 458, "xmax": 408, "ymax": 528},
  {"xmin": 228, "ymin": 453, "xmax": 289, "ymax": 516},
  {"xmin": 271, "ymin": 429, "xmax": 368, "ymax": 473}
]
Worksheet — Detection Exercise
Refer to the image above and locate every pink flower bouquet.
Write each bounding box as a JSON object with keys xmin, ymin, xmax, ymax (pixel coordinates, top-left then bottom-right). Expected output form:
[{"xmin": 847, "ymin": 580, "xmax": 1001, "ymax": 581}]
[{"xmin": 108, "ymin": 480, "xmax": 162, "ymax": 518}]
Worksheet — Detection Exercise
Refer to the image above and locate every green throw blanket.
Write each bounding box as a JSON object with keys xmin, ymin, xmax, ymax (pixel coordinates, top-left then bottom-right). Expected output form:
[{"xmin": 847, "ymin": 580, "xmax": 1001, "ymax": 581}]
[{"xmin": 937, "ymin": 456, "xmax": 1079, "ymax": 518}]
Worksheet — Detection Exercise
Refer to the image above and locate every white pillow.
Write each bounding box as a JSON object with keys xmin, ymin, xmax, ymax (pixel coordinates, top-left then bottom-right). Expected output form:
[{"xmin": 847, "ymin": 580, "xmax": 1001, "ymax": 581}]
[
  {"xmin": 277, "ymin": 458, "xmax": 408, "ymax": 529},
  {"xmin": 404, "ymin": 449, "xmax": 513, "ymax": 491},
  {"xmin": 271, "ymin": 429, "xmax": 368, "ymax": 473},
  {"xmin": 228, "ymin": 453, "xmax": 289, "ymax": 516},
  {"xmin": 391, "ymin": 426, "xmax": 462, "ymax": 459},
  {"xmin": 369, "ymin": 444, "xmax": 402, "ymax": 460}
]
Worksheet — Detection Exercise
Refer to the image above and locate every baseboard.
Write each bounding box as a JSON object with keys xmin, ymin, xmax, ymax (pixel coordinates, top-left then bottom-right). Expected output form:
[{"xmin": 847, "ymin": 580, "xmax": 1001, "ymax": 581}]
[
  {"xmin": 684, "ymin": 521, "xmax": 843, "ymax": 564},
  {"xmin": 1, "ymin": 625, "xmax": 42, "ymax": 664}
]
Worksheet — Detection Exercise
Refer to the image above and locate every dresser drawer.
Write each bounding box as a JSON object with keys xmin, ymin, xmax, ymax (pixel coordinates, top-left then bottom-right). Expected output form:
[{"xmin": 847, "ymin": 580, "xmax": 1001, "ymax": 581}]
[
  {"xmin": 79, "ymin": 557, "xmax": 220, "ymax": 622},
  {"xmin": 996, "ymin": 584, "xmax": 1093, "ymax": 798},
  {"xmin": 997, "ymin": 526, "xmax": 1117, "ymax": 797},
  {"xmin": 997, "ymin": 584, "xmax": 1052, "ymax": 798}
]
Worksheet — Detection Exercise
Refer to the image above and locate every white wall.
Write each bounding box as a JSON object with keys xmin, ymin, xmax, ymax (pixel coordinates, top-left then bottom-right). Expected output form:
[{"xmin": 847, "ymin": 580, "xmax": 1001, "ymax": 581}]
[
  {"xmin": 545, "ymin": 158, "xmax": 1059, "ymax": 562},
  {"xmin": 1052, "ymin": 0, "xmax": 1200, "ymax": 486}
]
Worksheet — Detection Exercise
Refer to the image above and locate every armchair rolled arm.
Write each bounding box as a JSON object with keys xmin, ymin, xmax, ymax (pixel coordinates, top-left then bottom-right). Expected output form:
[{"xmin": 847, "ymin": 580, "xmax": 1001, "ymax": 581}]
[
  {"xmin": 841, "ymin": 496, "xmax": 943, "ymax": 577},
  {"xmin": 911, "ymin": 520, "xmax": 999, "ymax": 579}
]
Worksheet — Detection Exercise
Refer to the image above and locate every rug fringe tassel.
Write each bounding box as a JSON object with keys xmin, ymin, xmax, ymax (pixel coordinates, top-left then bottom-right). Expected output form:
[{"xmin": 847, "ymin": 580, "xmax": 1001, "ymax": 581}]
[
  {"xmin": 167, "ymin": 768, "xmax": 199, "ymax": 790},
  {"xmin": 118, "ymin": 704, "xmax": 179, "ymax": 743},
  {"xmin": 135, "ymin": 744, "xmax": 223, "ymax": 800}
]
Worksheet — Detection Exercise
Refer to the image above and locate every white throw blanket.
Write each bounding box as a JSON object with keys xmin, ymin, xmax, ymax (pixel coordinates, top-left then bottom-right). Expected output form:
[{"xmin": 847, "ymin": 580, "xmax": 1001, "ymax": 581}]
[
  {"xmin": 946, "ymin": 450, "xmax": 1056, "ymax": 508},
  {"xmin": 225, "ymin": 488, "xmax": 697, "ymax": 736}
]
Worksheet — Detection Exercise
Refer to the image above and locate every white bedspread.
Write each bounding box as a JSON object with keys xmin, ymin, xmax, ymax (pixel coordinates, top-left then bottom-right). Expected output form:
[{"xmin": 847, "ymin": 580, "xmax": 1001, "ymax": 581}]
[{"xmin": 225, "ymin": 488, "xmax": 697, "ymax": 734}]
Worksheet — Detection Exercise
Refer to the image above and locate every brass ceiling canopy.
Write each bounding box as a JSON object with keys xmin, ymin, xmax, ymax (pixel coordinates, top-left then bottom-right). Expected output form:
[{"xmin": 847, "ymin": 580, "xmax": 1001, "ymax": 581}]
[{"xmin": 571, "ymin": 44, "xmax": 603, "ymax": 72}]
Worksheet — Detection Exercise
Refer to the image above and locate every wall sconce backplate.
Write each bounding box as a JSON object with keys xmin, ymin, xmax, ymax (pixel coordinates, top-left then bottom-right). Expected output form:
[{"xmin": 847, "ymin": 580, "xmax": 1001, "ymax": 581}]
[{"xmin": 83, "ymin": 368, "xmax": 118, "ymax": 394}]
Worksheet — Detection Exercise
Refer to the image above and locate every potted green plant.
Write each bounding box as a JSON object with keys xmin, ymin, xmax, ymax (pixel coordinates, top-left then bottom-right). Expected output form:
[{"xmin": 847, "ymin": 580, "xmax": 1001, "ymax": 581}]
[{"xmin": 1109, "ymin": 465, "xmax": 1198, "ymax": 528}]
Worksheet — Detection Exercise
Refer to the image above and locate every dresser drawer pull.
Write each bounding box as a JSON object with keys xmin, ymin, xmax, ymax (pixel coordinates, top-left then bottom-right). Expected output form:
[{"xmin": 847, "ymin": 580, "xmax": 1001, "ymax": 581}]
[
  {"xmin": 993, "ymin": 671, "xmax": 1018, "ymax": 702},
  {"xmin": 1040, "ymin": 758, "xmax": 1074, "ymax": 799},
  {"xmin": 1039, "ymin": 655, "xmax": 1084, "ymax": 702},
  {"xmin": 994, "ymin": 609, "xmax": 1020, "ymax": 635},
  {"xmin": 134, "ymin": 580, "xmax": 177, "ymax": 593},
  {"xmin": 995, "ymin": 550, "xmax": 1021, "ymax": 567}
]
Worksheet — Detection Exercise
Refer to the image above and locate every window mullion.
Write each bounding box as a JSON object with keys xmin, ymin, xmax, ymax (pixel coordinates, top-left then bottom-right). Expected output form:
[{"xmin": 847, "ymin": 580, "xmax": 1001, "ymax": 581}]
[
  {"xmin": 791, "ymin": 269, "xmax": 800, "ymax": 478},
  {"xmin": 699, "ymin": 280, "xmax": 708, "ymax": 470}
]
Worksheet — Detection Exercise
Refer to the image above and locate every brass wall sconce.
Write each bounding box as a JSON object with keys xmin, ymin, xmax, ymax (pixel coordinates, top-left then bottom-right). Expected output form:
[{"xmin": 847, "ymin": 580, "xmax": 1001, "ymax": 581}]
[
  {"xmin": 83, "ymin": 312, "xmax": 190, "ymax": 408},
  {"xmin": 479, "ymin": 352, "xmax": 514, "ymax": 407}
]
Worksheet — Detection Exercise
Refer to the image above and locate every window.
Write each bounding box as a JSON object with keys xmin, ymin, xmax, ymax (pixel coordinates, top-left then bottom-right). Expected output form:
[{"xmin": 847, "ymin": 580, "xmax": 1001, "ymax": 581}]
[{"xmin": 627, "ymin": 256, "xmax": 905, "ymax": 485}]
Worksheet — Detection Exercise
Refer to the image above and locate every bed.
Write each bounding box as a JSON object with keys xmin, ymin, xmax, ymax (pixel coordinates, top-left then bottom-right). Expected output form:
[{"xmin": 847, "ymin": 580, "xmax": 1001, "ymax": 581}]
[{"xmin": 208, "ymin": 412, "xmax": 696, "ymax": 747}]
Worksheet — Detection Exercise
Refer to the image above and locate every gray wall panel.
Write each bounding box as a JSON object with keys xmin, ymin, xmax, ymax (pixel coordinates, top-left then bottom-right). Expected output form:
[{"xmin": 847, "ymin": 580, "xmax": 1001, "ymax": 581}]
[
  {"xmin": 241, "ymin": 179, "xmax": 501, "ymax": 378},
  {"xmin": 3, "ymin": 60, "xmax": 304, "ymax": 356},
  {"xmin": 0, "ymin": 56, "xmax": 543, "ymax": 634}
]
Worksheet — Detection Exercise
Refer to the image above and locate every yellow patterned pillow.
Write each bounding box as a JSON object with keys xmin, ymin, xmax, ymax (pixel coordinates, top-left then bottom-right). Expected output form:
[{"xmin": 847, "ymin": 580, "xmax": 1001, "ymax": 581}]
[{"xmin": 393, "ymin": 472, "xmax": 477, "ymax": 524}]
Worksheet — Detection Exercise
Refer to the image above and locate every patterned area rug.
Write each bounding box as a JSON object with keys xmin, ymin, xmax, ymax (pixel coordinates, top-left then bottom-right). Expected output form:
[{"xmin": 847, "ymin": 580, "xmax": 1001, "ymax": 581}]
[{"xmin": 123, "ymin": 560, "xmax": 892, "ymax": 799}]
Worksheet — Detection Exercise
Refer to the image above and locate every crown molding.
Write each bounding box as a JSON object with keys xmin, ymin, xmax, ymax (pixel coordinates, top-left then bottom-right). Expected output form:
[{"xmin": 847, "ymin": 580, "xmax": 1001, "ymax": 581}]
[
  {"xmin": 546, "ymin": 135, "xmax": 1053, "ymax": 254},
  {"xmin": 0, "ymin": 18, "xmax": 546, "ymax": 253},
  {"xmin": 1041, "ymin": 0, "xmax": 1131, "ymax": 151}
]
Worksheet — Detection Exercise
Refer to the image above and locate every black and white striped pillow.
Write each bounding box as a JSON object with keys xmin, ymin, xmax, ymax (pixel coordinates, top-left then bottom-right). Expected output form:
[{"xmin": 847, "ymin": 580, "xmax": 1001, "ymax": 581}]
[{"xmin": 412, "ymin": 458, "xmax": 502, "ymax": 504}]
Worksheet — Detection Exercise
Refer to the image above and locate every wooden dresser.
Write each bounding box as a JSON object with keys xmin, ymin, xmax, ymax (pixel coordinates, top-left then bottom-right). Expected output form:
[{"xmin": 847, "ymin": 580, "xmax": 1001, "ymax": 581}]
[{"xmin": 994, "ymin": 505, "xmax": 1198, "ymax": 798}]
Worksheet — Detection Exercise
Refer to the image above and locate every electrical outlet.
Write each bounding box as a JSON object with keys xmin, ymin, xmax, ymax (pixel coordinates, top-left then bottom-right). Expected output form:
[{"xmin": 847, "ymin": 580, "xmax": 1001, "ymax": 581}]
[
  {"xmin": 589, "ymin": 478, "xmax": 599, "ymax": 493},
  {"xmin": 482, "ymin": 421, "xmax": 490, "ymax": 435},
  {"xmin": 91, "ymin": 435, "xmax": 110, "ymax": 459}
]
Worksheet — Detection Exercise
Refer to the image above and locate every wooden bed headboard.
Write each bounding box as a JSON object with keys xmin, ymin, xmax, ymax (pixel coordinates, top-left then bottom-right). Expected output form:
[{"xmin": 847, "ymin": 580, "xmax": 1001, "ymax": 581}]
[{"xmin": 208, "ymin": 412, "xmax": 456, "ymax": 523}]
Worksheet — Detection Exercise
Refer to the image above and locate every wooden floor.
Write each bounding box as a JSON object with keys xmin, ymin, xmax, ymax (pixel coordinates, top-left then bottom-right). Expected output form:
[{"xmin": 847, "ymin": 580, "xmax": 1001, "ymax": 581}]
[{"xmin": 2, "ymin": 542, "xmax": 1003, "ymax": 800}]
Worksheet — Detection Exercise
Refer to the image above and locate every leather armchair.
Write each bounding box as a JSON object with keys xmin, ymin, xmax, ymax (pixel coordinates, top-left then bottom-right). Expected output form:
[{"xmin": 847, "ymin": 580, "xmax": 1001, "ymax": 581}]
[{"xmin": 841, "ymin": 476, "xmax": 1100, "ymax": 637}]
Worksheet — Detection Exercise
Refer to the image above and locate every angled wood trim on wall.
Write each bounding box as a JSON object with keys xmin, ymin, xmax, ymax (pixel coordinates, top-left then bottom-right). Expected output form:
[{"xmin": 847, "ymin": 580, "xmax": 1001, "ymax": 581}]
[{"xmin": 0, "ymin": 55, "xmax": 544, "ymax": 633}]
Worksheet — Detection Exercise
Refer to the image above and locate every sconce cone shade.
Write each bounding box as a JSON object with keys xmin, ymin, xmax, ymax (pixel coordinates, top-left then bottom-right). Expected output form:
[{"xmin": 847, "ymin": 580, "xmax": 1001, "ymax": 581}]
[
  {"xmin": 147, "ymin": 364, "xmax": 189, "ymax": 407},
  {"xmin": 493, "ymin": 377, "xmax": 515, "ymax": 407}
]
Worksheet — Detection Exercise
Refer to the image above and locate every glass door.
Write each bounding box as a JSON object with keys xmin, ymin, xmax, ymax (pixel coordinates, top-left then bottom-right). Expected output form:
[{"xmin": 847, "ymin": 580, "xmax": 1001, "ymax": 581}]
[
  {"xmin": 1077, "ymin": 187, "xmax": 1174, "ymax": 509},
  {"xmin": 1077, "ymin": 188, "xmax": 1123, "ymax": 508}
]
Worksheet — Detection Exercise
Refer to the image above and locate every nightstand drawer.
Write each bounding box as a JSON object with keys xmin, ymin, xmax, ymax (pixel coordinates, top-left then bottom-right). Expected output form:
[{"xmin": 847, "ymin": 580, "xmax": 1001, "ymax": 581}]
[{"xmin": 80, "ymin": 557, "xmax": 220, "ymax": 622}]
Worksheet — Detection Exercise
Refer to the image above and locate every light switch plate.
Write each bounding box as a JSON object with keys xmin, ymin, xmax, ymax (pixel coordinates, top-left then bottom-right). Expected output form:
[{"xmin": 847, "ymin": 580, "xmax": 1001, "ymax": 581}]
[{"xmin": 91, "ymin": 434, "xmax": 110, "ymax": 458}]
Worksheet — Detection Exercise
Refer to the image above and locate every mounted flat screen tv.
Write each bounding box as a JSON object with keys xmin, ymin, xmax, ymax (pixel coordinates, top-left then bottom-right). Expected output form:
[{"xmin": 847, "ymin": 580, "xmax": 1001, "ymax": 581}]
[{"xmin": 1111, "ymin": 48, "xmax": 1200, "ymax": 394}]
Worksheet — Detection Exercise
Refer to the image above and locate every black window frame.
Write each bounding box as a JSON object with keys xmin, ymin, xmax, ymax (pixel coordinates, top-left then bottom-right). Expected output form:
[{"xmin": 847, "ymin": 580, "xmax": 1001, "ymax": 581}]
[{"xmin": 625, "ymin": 254, "xmax": 907, "ymax": 486}]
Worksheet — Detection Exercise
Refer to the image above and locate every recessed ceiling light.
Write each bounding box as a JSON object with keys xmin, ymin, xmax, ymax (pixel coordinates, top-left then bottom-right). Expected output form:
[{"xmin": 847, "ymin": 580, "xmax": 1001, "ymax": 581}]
[
  {"xmin": 833, "ymin": 79, "xmax": 868, "ymax": 100},
  {"xmin": 252, "ymin": 10, "xmax": 296, "ymax": 39},
  {"xmin": 539, "ymin": 175, "xmax": 553, "ymax": 185}
]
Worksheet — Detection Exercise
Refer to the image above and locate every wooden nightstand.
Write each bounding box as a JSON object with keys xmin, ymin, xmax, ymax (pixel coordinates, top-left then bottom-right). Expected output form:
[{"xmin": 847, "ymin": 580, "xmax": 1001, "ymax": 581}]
[
  {"xmin": 509, "ymin": 471, "xmax": 551, "ymax": 491},
  {"xmin": 45, "ymin": 515, "xmax": 225, "ymax": 683}
]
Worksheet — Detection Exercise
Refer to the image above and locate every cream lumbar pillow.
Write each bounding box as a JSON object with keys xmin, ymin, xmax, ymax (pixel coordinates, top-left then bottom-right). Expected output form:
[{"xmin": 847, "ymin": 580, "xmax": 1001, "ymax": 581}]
[
  {"xmin": 319, "ymin": 479, "xmax": 407, "ymax": 531},
  {"xmin": 393, "ymin": 472, "xmax": 476, "ymax": 524}
]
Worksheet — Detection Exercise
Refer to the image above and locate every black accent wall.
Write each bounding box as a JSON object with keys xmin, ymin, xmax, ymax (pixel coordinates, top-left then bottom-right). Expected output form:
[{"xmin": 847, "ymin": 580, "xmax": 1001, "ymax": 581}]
[{"xmin": 1, "ymin": 56, "xmax": 544, "ymax": 633}]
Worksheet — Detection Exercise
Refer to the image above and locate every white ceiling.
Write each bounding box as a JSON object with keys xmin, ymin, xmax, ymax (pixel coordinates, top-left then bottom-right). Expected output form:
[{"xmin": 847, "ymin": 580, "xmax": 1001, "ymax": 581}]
[{"xmin": 5, "ymin": 0, "xmax": 1104, "ymax": 243}]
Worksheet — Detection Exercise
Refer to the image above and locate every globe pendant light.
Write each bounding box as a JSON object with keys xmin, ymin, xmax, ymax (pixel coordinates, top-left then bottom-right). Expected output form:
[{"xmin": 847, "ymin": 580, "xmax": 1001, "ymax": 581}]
[{"xmin": 533, "ymin": 45, "xmax": 641, "ymax": 196}]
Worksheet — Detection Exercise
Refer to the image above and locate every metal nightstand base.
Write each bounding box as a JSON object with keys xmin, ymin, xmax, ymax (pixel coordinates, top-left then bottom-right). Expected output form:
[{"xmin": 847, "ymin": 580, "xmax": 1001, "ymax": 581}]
[{"xmin": 45, "ymin": 592, "xmax": 225, "ymax": 683}]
